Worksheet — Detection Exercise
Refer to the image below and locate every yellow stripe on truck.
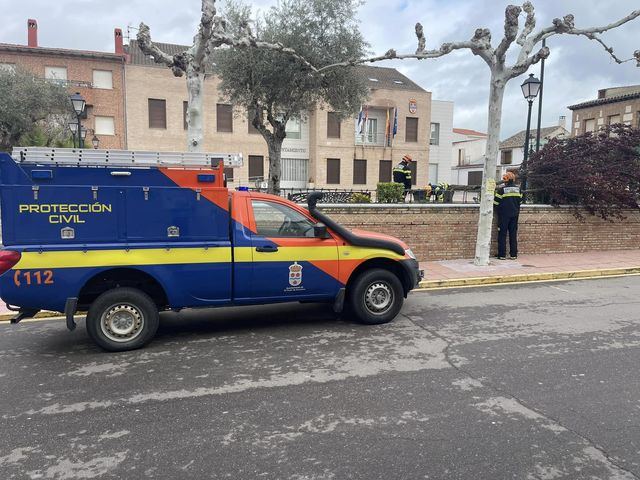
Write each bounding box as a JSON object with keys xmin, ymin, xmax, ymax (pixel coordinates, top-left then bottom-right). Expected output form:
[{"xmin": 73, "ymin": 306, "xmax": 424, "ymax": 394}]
[{"xmin": 16, "ymin": 247, "xmax": 232, "ymax": 270}]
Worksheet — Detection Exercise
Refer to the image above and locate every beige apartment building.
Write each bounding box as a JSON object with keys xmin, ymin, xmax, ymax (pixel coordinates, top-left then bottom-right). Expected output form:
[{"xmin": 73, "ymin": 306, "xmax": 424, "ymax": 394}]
[
  {"xmin": 125, "ymin": 40, "xmax": 431, "ymax": 191},
  {"xmin": 0, "ymin": 19, "xmax": 127, "ymax": 149},
  {"xmin": 568, "ymin": 85, "xmax": 640, "ymax": 137}
]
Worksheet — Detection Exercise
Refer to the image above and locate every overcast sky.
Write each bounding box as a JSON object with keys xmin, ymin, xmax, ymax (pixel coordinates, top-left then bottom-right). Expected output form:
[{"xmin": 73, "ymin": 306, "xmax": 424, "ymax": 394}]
[{"xmin": 1, "ymin": 0, "xmax": 638, "ymax": 139}]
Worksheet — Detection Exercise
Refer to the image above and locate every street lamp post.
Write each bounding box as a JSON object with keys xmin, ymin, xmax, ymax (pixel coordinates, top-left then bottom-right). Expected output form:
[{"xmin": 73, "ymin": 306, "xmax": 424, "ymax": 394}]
[
  {"xmin": 520, "ymin": 74, "xmax": 542, "ymax": 198},
  {"xmin": 69, "ymin": 92, "xmax": 86, "ymax": 149},
  {"xmin": 91, "ymin": 135, "xmax": 100, "ymax": 149},
  {"xmin": 68, "ymin": 121, "xmax": 78, "ymax": 148}
]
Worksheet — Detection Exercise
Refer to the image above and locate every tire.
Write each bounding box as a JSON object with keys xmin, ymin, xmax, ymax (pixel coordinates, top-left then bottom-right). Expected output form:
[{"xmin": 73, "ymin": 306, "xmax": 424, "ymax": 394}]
[
  {"xmin": 86, "ymin": 287, "xmax": 159, "ymax": 352},
  {"xmin": 347, "ymin": 268, "xmax": 404, "ymax": 325}
]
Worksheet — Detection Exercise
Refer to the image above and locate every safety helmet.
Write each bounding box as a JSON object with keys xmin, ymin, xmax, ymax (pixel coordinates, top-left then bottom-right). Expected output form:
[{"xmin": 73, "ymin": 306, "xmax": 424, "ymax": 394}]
[
  {"xmin": 402, "ymin": 154, "xmax": 413, "ymax": 162},
  {"xmin": 502, "ymin": 172, "xmax": 516, "ymax": 183}
]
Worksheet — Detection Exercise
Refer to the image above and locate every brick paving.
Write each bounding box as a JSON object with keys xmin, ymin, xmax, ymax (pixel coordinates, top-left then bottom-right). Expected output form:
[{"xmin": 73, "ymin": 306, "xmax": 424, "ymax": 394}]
[{"xmin": 420, "ymin": 249, "xmax": 640, "ymax": 282}]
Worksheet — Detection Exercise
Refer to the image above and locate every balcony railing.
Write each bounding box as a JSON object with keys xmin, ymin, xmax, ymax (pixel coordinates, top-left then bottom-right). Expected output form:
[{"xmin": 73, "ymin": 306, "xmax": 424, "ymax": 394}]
[
  {"xmin": 45, "ymin": 78, "xmax": 93, "ymax": 88},
  {"xmin": 355, "ymin": 130, "xmax": 389, "ymax": 146}
]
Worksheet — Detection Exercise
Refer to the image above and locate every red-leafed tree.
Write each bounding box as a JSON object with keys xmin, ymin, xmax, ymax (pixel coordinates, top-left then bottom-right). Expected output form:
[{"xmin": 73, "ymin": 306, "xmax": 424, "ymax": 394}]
[{"xmin": 526, "ymin": 124, "xmax": 640, "ymax": 219}]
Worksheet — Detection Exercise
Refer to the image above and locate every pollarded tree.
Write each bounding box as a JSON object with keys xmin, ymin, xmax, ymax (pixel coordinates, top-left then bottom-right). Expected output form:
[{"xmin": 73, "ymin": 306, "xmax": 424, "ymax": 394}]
[
  {"xmin": 0, "ymin": 67, "xmax": 71, "ymax": 151},
  {"xmin": 527, "ymin": 124, "xmax": 640, "ymax": 220},
  {"xmin": 214, "ymin": 0, "xmax": 369, "ymax": 195},
  {"xmin": 315, "ymin": 3, "xmax": 640, "ymax": 265},
  {"xmin": 137, "ymin": 0, "xmax": 317, "ymax": 153}
]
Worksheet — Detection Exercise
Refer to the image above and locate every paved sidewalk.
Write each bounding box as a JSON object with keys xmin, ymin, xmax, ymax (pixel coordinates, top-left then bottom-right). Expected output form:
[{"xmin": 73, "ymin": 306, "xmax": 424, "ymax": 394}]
[{"xmin": 419, "ymin": 249, "xmax": 640, "ymax": 288}]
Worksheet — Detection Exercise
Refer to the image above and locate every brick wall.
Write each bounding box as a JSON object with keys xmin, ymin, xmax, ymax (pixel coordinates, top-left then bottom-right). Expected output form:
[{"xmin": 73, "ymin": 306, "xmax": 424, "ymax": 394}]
[{"xmin": 319, "ymin": 204, "xmax": 640, "ymax": 261}]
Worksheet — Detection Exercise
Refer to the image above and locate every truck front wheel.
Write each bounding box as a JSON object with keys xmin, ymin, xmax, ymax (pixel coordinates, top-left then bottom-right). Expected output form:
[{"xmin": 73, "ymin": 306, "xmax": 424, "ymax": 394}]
[
  {"xmin": 86, "ymin": 288, "xmax": 159, "ymax": 352},
  {"xmin": 348, "ymin": 269, "xmax": 404, "ymax": 325}
]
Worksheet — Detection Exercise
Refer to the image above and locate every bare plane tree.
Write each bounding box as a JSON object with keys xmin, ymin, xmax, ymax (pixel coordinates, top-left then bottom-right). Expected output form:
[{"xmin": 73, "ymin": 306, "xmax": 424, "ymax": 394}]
[
  {"xmin": 137, "ymin": 0, "xmax": 315, "ymax": 153},
  {"xmin": 315, "ymin": 3, "xmax": 640, "ymax": 266}
]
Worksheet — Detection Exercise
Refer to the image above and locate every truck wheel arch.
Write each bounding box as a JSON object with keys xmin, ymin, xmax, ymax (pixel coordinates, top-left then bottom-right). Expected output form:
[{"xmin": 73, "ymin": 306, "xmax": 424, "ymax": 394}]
[
  {"xmin": 346, "ymin": 258, "xmax": 412, "ymax": 297},
  {"xmin": 77, "ymin": 268, "xmax": 169, "ymax": 311}
]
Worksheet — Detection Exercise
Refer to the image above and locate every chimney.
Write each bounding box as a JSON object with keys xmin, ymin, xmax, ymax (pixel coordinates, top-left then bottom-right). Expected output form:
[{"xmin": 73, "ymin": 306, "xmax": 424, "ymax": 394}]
[
  {"xmin": 558, "ymin": 115, "xmax": 567, "ymax": 130},
  {"xmin": 114, "ymin": 28, "xmax": 124, "ymax": 55},
  {"xmin": 27, "ymin": 19, "xmax": 38, "ymax": 47}
]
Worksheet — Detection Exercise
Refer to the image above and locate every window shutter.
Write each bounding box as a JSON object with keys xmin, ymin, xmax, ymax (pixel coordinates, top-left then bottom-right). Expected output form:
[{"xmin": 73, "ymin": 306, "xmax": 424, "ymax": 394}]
[
  {"xmin": 379, "ymin": 160, "xmax": 392, "ymax": 183},
  {"xmin": 217, "ymin": 104, "xmax": 233, "ymax": 132},
  {"xmin": 327, "ymin": 112, "xmax": 341, "ymax": 138},
  {"xmin": 148, "ymin": 99, "xmax": 167, "ymax": 129},
  {"xmin": 353, "ymin": 159, "xmax": 367, "ymax": 185},
  {"xmin": 248, "ymin": 155, "xmax": 264, "ymax": 180},
  {"xmin": 406, "ymin": 117, "xmax": 418, "ymax": 142},
  {"xmin": 327, "ymin": 159, "xmax": 341, "ymax": 184}
]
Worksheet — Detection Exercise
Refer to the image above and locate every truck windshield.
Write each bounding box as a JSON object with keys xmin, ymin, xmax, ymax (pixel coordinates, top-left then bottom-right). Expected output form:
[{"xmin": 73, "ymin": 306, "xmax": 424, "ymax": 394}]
[{"xmin": 251, "ymin": 200, "xmax": 316, "ymax": 238}]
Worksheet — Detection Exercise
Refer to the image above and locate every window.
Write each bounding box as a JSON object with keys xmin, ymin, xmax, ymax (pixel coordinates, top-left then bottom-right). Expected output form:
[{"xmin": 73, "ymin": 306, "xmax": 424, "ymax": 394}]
[
  {"xmin": 327, "ymin": 158, "xmax": 340, "ymax": 184},
  {"xmin": 468, "ymin": 171, "xmax": 482, "ymax": 186},
  {"xmin": 379, "ymin": 160, "xmax": 392, "ymax": 182},
  {"xmin": 457, "ymin": 148, "xmax": 467, "ymax": 166},
  {"xmin": 608, "ymin": 114, "xmax": 621, "ymax": 125},
  {"xmin": 406, "ymin": 117, "xmax": 418, "ymax": 142},
  {"xmin": 430, "ymin": 123, "xmax": 440, "ymax": 145},
  {"xmin": 327, "ymin": 112, "xmax": 341, "ymax": 138},
  {"xmin": 366, "ymin": 118, "xmax": 378, "ymax": 143},
  {"xmin": 428, "ymin": 164, "xmax": 437, "ymax": 183},
  {"xmin": 183, "ymin": 101, "xmax": 188, "ymax": 130},
  {"xmin": 224, "ymin": 167, "xmax": 234, "ymax": 182},
  {"xmin": 252, "ymin": 200, "xmax": 316, "ymax": 238},
  {"xmin": 584, "ymin": 119, "xmax": 596, "ymax": 133},
  {"xmin": 248, "ymin": 155, "xmax": 264, "ymax": 181},
  {"xmin": 0, "ymin": 63, "xmax": 16, "ymax": 73},
  {"xmin": 44, "ymin": 66, "xmax": 67, "ymax": 81},
  {"xmin": 148, "ymin": 99, "xmax": 166, "ymax": 129},
  {"xmin": 217, "ymin": 104, "xmax": 233, "ymax": 132},
  {"xmin": 92, "ymin": 70, "xmax": 113, "ymax": 89},
  {"xmin": 94, "ymin": 116, "xmax": 115, "ymax": 136},
  {"xmin": 285, "ymin": 117, "xmax": 301, "ymax": 139},
  {"xmin": 409, "ymin": 161, "xmax": 418, "ymax": 186},
  {"xmin": 353, "ymin": 159, "xmax": 367, "ymax": 185},
  {"xmin": 501, "ymin": 150, "xmax": 513, "ymax": 165},
  {"xmin": 247, "ymin": 108, "xmax": 261, "ymax": 134}
]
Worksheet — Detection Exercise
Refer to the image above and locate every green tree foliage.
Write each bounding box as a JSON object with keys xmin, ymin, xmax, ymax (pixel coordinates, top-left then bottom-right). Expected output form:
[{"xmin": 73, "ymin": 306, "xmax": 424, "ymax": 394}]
[
  {"xmin": 0, "ymin": 67, "xmax": 72, "ymax": 151},
  {"xmin": 376, "ymin": 182, "xmax": 405, "ymax": 203},
  {"xmin": 215, "ymin": 0, "xmax": 369, "ymax": 194},
  {"xmin": 526, "ymin": 124, "xmax": 640, "ymax": 219}
]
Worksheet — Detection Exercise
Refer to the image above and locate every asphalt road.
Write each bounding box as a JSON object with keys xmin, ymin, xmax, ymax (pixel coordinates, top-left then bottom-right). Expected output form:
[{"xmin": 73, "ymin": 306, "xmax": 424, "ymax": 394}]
[{"xmin": 1, "ymin": 276, "xmax": 640, "ymax": 479}]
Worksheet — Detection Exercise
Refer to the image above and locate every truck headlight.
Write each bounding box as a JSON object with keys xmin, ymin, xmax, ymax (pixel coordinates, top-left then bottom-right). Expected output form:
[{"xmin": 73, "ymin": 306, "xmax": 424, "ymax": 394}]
[{"xmin": 405, "ymin": 249, "xmax": 417, "ymax": 260}]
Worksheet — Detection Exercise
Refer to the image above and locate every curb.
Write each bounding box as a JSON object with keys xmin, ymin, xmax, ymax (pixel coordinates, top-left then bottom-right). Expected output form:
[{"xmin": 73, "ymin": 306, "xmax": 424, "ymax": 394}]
[
  {"xmin": 417, "ymin": 266, "xmax": 640, "ymax": 290},
  {"xmin": 0, "ymin": 310, "xmax": 63, "ymax": 323}
]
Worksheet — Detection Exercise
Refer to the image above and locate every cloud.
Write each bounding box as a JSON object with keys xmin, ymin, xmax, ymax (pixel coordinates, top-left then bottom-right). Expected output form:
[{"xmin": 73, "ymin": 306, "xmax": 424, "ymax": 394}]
[{"xmin": 1, "ymin": 0, "xmax": 638, "ymax": 139}]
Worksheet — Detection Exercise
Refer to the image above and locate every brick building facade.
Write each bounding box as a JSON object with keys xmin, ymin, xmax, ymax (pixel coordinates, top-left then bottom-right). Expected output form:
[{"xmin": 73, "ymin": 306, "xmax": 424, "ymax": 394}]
[
  {"xmin": 124, "ymin": 40, "xmax": 432, "ymax": 191},
  {"xmin": 568, "ymin": 85, "xmax": 640, "ymax": 137},
  {"xmin": 0, "ymin": 20, "xmax": 126, "ymax": 149}
]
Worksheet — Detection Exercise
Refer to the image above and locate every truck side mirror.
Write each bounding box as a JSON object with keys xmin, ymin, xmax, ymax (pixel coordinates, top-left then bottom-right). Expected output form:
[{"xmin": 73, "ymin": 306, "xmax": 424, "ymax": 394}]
[{"xmin": 314, "ymin": 223, "xmax": 330, "ymax": 239}]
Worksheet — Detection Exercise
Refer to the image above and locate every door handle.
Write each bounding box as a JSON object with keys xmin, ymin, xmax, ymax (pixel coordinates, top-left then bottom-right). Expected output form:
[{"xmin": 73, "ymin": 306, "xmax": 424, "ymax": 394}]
[{"xmin": 255, "ymin": 245, "xmax": 279, "ymax": 253}]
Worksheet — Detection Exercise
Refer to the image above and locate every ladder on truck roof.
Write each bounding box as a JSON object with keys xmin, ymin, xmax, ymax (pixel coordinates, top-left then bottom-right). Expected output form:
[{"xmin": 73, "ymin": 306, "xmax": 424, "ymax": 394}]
[{"xmin": 11, "ymin": 147, "xmax": 243, "ymax": 169}]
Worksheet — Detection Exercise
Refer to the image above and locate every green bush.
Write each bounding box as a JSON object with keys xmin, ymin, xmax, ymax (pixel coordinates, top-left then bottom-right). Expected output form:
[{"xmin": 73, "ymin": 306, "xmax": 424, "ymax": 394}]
[
  {"xmin": 351, "ymin": 192, "xmax": 372, "ymax": 203},
  {"xmin": 376, "ymin": 182, "xmax": 405, "ymax": 203}
]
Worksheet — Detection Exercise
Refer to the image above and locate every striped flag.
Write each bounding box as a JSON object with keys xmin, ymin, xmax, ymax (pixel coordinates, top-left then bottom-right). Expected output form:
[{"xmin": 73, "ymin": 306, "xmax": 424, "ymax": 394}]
[
  {"xmin": 356, "ymin": 106, "xmax": 365, "ymax": 134},
  {"xmin": 385, "ymin": 108, "xmax": 391, "ymax": 146}
]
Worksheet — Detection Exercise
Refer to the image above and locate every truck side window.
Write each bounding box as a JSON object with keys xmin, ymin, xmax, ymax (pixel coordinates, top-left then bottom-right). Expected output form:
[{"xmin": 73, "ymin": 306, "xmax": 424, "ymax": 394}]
[{"xmin": 252, "ymin": 200, "xmax": 316, "ymax": 238}]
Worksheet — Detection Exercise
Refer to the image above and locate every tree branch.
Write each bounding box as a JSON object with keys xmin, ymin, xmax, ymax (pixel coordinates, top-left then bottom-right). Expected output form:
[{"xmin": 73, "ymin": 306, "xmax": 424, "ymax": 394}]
[
  {"xmin": 509, "ymin": 45, "xmax": 550, "ymax": 78},
  {"xmin": 136, "ymin": 23, "xmax": 186, "ymax": 77},
  {"xmin": 316, "ymin": 23, "xmax": 494, "ymax": 73},
  {"xmin": 495, "ymin": 5, "xmax": 522, "ymax": 64},
  {"xmin": 516, "ymin": 1, "xmax": 536, "ymax": 46},
  {"xmin": 192, "ymin": 0, "xmax": 217, "ymax": 65}
]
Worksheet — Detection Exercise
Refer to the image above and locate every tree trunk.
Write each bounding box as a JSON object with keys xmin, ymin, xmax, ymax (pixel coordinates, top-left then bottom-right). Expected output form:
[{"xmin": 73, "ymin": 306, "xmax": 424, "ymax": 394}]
[
  {"xmin": 185, "ymin": 66, "xmax": 204, "ymax": 153},
  {"xmin": 267, "ymin": 138, "xmax": 283, "ymax": 196},
  {"xmin": 474, "ymin": 74, "xmax": 506, "ymax": 266}
]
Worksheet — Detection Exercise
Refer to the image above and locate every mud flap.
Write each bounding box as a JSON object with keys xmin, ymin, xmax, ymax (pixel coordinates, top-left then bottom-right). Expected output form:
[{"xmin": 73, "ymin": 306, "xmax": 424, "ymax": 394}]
[
  {"xmin": 65, "ymin": 297, "xmax": 78, "ymax": 331},
  {"xmin": 333, "ymin": 288, "xmax": 346, "ymax": 313}
]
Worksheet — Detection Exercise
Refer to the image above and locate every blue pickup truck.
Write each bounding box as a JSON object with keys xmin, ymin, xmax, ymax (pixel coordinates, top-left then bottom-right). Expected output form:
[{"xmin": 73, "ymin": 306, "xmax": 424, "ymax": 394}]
[{"xmin": 0, "ymin": 148, "xmax": 422, "ymax": 351}]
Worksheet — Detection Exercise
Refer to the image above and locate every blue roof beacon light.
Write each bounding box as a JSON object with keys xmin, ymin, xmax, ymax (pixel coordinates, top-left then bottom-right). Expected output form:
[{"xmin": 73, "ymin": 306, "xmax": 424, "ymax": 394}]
[{"xmin": 237, "ymin": 186, "xmax": 250, "ymax": 192}]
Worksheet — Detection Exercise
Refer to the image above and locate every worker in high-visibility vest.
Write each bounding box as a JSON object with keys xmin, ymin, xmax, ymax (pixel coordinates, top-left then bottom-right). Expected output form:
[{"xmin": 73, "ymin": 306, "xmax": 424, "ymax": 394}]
[
  {"xmin": 493, "ymin": 171, "xmax": 523, "ymax": 260},
  {"xmin": 393, "ymin": 154, "xmax": 413, "ymax": 197}
]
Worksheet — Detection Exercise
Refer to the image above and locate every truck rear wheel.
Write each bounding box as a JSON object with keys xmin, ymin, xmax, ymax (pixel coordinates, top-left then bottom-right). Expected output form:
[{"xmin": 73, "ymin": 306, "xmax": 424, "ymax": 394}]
[
  {"xmin": 86, "ymin": 288, "xmax": 159, "ymax": 352},
  {"xmin": 348, "ymin": 269, "xmax": 404, "ymax": 325}
]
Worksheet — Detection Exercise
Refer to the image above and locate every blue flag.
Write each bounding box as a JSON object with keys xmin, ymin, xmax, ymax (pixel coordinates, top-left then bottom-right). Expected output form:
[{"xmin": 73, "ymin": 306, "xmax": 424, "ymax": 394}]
[{"xmin": 392, "ymin": 108, "xmax": 398, "ymax": 137}]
